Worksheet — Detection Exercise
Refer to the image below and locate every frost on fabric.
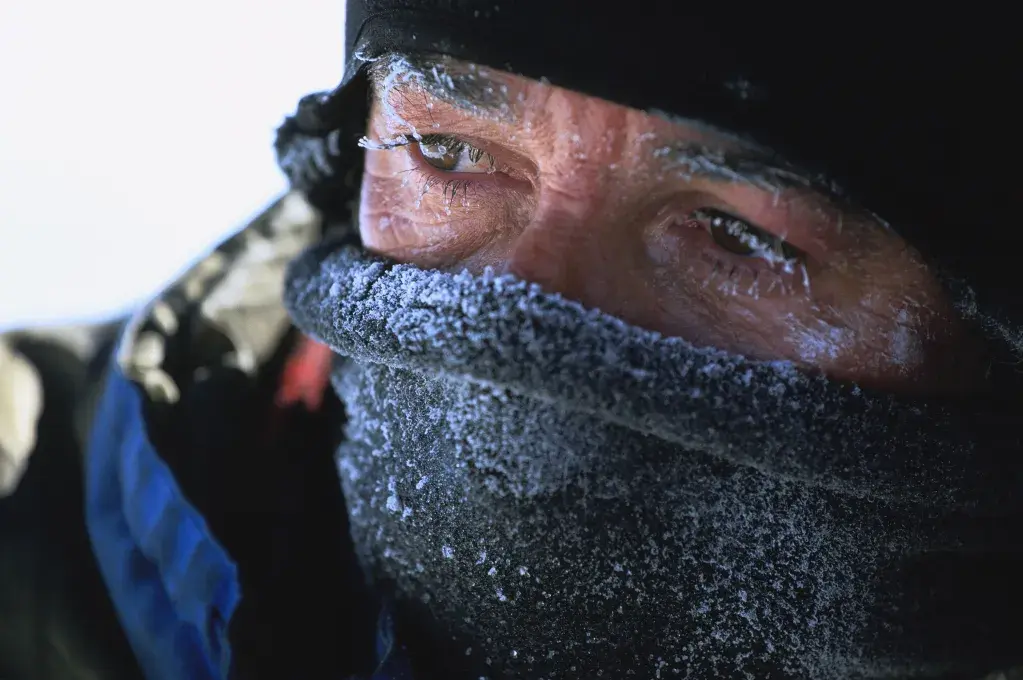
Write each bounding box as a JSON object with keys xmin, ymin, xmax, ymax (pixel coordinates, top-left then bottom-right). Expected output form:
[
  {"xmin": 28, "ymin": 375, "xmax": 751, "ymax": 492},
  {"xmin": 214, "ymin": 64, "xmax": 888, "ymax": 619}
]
[
  {"xmin": 276, "ymin": 91, "xmax": 346, "ymax": 193},
  {"xmin": 282, "ymin": 243, "xmax": 1023, "ymax": 679}
]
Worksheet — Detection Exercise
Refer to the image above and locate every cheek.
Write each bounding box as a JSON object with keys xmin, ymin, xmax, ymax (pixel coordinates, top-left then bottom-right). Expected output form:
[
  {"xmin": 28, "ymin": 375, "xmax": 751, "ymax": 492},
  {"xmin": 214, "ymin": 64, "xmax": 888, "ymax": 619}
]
[{"xmin": 799, "ymin": 246, "xmax": 960, "ymax": 373}]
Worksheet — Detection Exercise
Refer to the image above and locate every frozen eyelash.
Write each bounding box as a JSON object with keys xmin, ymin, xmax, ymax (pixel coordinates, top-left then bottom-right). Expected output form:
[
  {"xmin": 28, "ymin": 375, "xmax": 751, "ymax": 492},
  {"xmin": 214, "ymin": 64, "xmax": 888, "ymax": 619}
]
[
  {"xmin": 359, "ymin": 133, "xmax": 495, "ymax": 169},
  {"xmin": 359, "ymin": 134, "xmax": 413, "ymax": 151},
  {"xmin": 371, "ymin": 131, "xmax": 496, "ymax": 210},
  {"xmin": 398, "ymin": 166, "xmax": 485, "ymax": 211}
]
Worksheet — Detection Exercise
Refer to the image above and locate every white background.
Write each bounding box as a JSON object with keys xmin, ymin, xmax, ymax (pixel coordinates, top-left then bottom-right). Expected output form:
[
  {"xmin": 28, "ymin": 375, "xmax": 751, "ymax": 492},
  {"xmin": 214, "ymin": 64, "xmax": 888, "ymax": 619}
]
[{"xmin": 0, "ymin": 1, "xmax": 345, "ymax": 331}]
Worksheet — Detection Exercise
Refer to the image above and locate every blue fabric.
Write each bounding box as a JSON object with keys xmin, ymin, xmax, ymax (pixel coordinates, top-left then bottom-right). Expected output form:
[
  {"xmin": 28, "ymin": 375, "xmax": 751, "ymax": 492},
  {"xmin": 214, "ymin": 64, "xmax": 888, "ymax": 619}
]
[
  {"xmin": 85, "ymin": 366, "xmax": 240, "ymax": 680},
  {"xmin": 367, "ymin": 607, "xmax": 415, "ymax": 680}
]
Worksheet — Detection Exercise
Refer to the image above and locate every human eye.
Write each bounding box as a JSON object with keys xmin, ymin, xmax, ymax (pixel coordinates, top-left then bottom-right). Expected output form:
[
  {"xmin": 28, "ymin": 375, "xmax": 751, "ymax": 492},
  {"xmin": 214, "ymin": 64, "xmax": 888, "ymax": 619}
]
[
  {"xmin": 415, "ymin": 134, "xmax": 495, "ymax": 174},
  {"xmin": 695, "ymin": 208, "xmax": 802, "ymax": 264},
  {"xmin": 687, "ymin": 207, "xmax": 807, "ymax": 289},
  {"xmin": 642, "ymin": 196, "xmax": 817, "ymax": 303}
]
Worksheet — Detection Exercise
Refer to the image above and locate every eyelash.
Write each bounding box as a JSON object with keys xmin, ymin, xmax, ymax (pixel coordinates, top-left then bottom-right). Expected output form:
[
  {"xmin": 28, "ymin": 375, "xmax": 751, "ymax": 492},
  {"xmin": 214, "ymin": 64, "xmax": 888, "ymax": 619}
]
[
  {"xmin": 689, "ymin": 210, "xmax": 810, "ymax": 295},
  {"xmin": 409, "ymin": 170, "xmax": 484, "ymax": 203}
]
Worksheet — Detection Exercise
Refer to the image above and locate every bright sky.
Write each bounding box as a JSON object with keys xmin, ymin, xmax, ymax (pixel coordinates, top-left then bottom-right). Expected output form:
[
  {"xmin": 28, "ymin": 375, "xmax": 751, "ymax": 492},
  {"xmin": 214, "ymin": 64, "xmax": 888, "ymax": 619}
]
[{"xmin": 0, "ymin": 1, "xmax": 345, "ymax": 331}]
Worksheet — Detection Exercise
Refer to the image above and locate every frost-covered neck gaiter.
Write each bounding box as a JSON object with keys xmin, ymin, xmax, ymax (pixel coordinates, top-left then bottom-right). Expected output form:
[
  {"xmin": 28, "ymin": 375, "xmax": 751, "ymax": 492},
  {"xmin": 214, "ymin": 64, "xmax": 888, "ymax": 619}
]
[{"xmin": 284, "ymin": 240, "xmax": 1023, "ymax": 679}]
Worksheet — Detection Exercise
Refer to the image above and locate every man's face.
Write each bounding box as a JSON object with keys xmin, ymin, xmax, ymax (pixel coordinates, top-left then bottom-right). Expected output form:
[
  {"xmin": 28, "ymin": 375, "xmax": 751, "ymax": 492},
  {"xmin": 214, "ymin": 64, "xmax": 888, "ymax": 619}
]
[{"xmin": 358, "ymin": 54, "xmax": 982, "ymax": 393}]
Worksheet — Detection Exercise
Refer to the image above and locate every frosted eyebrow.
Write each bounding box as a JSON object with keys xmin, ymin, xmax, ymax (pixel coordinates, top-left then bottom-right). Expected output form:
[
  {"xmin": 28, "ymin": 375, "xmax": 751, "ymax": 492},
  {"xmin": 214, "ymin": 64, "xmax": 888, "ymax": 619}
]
[
  {"xmin": 649, "ymin": 141, "xmax": 844, "ymax": 196},
  {"xmin": 369, "ymin": 52, "xmax": 519, "ymax": 121}
]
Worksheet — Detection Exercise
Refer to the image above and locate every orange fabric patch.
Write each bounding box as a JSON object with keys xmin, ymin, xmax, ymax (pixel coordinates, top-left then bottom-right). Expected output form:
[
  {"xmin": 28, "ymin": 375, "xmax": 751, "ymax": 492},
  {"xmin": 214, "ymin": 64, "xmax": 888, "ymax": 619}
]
[{"xmin": 275, "ymin": 337, "xmax": 333, "ymax": 412}]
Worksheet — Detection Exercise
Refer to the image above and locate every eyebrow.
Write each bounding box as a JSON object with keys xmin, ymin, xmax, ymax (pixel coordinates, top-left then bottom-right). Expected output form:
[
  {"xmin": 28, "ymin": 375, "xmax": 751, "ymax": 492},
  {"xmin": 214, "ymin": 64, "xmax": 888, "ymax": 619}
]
[
  {"xmin": 369, "ymin": 52, "xmax": 518, "ymax": 121},
  {"xmin": 650, "ymin": 140, "xmax": 847, "ymax": 200},
  {"xmin": 368, "ymin": 53, "xmax": 851, "ymax": 204}
]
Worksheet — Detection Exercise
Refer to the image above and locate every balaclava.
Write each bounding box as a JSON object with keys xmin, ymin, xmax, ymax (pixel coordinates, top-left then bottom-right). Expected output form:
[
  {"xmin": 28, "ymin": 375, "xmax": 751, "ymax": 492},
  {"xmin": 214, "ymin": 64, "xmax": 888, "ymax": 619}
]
[{"xmin": 277, "ymin": 4, "xmax": 1022, "ymax": 678}]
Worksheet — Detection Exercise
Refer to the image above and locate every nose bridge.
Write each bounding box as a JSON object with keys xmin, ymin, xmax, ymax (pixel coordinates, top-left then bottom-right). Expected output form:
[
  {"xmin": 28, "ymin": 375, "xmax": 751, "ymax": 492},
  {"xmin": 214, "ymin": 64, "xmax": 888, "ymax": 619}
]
[
  {"xmin": 506, "ymin": 182, "xmax": 617, "ymax": 308},
  {"xmin": 504, "ymin": 101, "xmax": 638, "ymax": 308}
]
